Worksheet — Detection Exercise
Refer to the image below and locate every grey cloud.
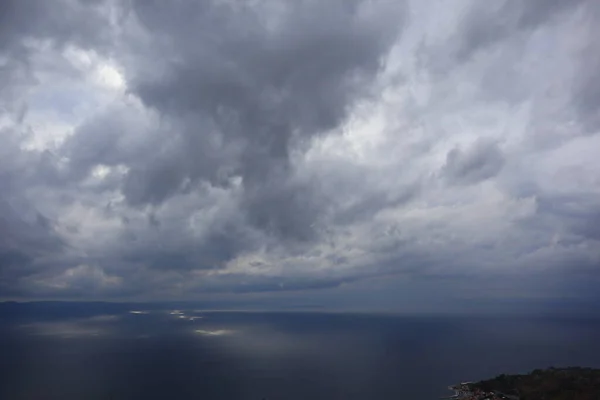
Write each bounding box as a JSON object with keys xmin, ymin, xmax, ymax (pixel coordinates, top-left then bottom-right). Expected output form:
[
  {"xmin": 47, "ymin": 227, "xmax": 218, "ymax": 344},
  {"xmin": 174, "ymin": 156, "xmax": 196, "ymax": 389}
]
[
  {"xmin": 442, "ymin": 139, "xmax": 505, "ymax": 185},
  {"xmin": 332, "ymin": 183, "xmax": 422, "ymax": 225},
  {"xmin": 537, "ymin": 194, "xmax": 600, "ymax": 241},
  {"xmin": 441, "ymin": 0, "xmax": 600, "ymax": 139},
  {"xmin": 0, "ymin": 0, "xmax": 117, "ymax": 110},
  {"xmin": 121, "ymin": 227, "xmax": 251, "ymax": 272},
  {"xmin": 0, "ymin": 129, "xmax": 64, "ymax": 268},
  {"xmin": 442, "ymin": 0, "xmax": 600, "ymax": 136},
  {"xmin": 0, "ymin": 197, "xmax": 64, "ymax": 294},
  {"xmin": 242, "ymin": 173, "xmax": 325, "ymax": 242},
  {"xmin": 0, "ymin": 0, "xmax": 112, "ymax": 49},
  {"xmin": 456, "ymin": 0, "xmax": 586, "ymax": 62},
  {"xmin": 571, "ymin": 4, "xmax": 600, "ymax": 133},
  {"xmin": 229, "ymin": 277, "xmax": 351, "ymax": 294},
  {"xmin": 418, "ymin": 0, "xmax": 588, "ymax": 77},
  {"xmin": 123, "ymin": 160, "xmax": 187, "ymax": 206},
  {"xmin": 575, "ymin": 62, "xmax": 600, "ymax": 133}
]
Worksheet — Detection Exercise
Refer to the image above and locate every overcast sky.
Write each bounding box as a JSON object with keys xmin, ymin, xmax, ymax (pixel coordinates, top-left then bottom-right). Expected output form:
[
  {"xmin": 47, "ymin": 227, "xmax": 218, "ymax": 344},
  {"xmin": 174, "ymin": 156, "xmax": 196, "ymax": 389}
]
[{"xmin": 1, "ymin": 0, "xmax": 599, "ymax": 310}]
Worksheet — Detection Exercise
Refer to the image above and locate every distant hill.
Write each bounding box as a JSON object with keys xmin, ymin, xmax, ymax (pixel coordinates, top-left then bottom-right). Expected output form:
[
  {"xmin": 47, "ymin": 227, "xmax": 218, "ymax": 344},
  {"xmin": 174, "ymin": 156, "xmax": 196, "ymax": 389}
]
[{"xmin": 470, "ymin": 367, "xmax": 600, "ymax": 400}]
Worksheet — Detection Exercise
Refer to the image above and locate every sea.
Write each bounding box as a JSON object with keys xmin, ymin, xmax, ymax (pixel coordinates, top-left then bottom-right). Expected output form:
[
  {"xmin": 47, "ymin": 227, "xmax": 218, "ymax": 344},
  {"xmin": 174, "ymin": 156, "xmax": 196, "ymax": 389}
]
[{"xmin": 1, "ymin": 303, "xmax": 599, "ymax": 399}]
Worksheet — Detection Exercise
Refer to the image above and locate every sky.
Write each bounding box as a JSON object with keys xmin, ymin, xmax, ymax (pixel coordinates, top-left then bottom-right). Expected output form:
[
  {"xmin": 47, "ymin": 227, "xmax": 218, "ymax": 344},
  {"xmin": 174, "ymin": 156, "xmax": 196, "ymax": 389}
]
[{"xmin": 1, "ymin": 0, "xmax": 599, "ymax": 310}]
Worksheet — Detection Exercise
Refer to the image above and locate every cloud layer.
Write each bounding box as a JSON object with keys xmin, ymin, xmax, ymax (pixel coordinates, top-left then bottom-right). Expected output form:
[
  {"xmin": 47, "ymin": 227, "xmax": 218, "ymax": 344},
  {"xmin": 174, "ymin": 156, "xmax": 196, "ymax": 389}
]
[{"xmin": 1, "ymin": 0, "xmax": 599, "ymax": 305}]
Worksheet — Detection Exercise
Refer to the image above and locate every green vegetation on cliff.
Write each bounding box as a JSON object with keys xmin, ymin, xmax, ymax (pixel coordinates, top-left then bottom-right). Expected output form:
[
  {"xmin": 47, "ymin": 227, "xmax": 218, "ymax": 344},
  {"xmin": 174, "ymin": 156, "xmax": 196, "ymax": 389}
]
[{"xmin": 470, "ymin": 367, "xmax": 600, "ymax": 400}]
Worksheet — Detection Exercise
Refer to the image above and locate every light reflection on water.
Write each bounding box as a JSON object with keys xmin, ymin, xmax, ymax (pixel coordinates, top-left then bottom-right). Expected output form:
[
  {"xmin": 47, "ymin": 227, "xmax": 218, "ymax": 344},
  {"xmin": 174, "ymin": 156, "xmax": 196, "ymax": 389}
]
[
  {"xmin": 18, "ymin": 315, "xmax": 121, "ymax": 338},
  {"xmin": 194, "ymin": 329, "xmax": 233, "ymax": 336}
]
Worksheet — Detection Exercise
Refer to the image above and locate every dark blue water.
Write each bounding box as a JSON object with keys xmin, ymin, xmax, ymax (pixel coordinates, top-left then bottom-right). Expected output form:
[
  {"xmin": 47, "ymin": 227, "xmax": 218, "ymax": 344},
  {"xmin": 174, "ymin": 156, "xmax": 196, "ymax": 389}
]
[{"xmin": 1, "ymin": 305, "xmax": 599, "ymax": 399}]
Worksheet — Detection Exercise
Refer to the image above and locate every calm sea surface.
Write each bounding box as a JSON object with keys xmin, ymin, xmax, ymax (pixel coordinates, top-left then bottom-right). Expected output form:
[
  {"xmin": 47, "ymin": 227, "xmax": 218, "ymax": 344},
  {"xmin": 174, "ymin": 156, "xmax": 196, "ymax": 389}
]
[{"xmin": 1, "ymin": 306, "xmax": 599, "ymax": 399}]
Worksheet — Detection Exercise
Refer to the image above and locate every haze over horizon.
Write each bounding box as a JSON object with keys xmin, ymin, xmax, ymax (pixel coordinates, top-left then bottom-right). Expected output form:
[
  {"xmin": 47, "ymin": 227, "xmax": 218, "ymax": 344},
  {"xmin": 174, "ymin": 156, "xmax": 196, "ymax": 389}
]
[{"xmin": 1, "ymin": 0, "xmax": 600, "ymax": 312}]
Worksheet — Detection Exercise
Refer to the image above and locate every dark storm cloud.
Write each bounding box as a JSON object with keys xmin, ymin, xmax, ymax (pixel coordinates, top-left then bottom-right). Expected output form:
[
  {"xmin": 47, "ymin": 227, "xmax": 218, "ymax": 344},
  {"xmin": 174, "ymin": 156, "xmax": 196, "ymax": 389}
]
[
  {"xmin": 122, "ymin": 0, "xmax": 404, "ymax": 239},
  {"xmin": 1, "ymin": 0, "xmax": 599, "ymax": 304},
  {"xmin": 442, "ymin": 139, "xmax": 504, "ymax": 185}
]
